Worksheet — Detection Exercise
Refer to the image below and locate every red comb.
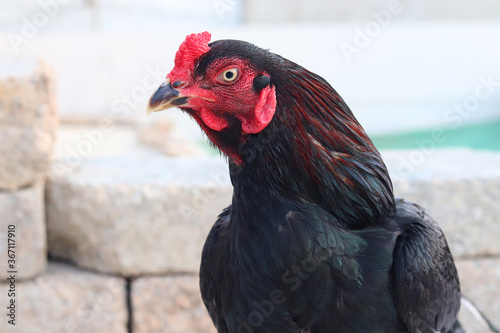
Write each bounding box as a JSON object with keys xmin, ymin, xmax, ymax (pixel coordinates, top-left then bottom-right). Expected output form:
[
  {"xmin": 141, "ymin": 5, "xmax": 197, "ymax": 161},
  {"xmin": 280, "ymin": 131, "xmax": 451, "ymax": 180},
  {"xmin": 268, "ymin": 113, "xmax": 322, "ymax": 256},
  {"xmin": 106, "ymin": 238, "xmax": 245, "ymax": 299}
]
[{"xmin": 168, "ymin": 32, "xmax": 211, "ymax": 80}]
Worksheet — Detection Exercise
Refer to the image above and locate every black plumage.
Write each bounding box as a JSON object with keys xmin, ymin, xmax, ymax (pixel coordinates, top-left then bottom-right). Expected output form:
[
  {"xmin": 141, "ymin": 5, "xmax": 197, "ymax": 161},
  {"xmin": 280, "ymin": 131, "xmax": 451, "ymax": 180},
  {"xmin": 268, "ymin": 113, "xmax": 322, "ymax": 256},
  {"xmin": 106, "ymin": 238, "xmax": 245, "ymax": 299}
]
[
  {"xmin": 201, "ymin": 177, "xmax": 460, "ymax": 332},
  {"xmin": 149, "ymin": 35, "xmax": 462, "ymax": 333},
  {"xmin": 197, "ymin": 40, "xmax": 461, "ymax": 333}
]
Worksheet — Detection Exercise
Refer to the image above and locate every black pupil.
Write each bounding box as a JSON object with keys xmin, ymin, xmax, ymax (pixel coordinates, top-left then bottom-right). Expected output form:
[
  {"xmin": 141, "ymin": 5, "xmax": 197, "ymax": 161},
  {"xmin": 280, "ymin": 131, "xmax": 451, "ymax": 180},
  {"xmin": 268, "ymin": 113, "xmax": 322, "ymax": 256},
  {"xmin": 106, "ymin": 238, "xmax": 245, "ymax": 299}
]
[{"xmin": 225, "ymin": 71, "xmax": 234, "ymax": 80}]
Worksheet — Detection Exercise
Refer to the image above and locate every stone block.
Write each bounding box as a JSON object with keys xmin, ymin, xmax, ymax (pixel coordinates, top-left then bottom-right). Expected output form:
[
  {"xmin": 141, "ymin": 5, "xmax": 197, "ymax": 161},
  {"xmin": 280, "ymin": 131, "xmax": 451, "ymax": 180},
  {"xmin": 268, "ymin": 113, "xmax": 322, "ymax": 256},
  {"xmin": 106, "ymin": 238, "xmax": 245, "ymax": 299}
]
[
  {"xmin": 137, "ymin": 117, "xmax": 208, "ymax": 157},
  {"xmin": 46, "ymin": 157, "xmax": 232, "ymax": 276},
  {"xmin": 0, "ymin": 60, "xmax": 58, "ymax": 190},
  {"xmin": 456, "ymin": 258, "xmax": 500, "ymax": 331},
  {"xmin": 0, "ymin": 183, "xmax": 46, "ymax": 281},
  {"xmin": 46, "ymin": 149, "xmax": 500, "ymax": 276},
  {"xmin": 132, "ymin": 275, "xmax": 215, "ymax": 333},
  {"xmin": 0, "ymin": 262, "xmax": 127, "ymax": 333},
  {"xmin": 382, "ymin": 149, "xmax": 500, "ymax": 258}
]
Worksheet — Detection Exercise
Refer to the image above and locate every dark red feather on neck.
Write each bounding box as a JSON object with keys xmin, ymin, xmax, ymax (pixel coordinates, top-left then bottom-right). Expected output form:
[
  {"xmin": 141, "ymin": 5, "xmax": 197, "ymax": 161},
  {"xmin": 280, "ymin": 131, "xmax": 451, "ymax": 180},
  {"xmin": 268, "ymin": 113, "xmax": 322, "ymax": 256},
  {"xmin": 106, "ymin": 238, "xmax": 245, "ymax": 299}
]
[
  {"xmin": 189, "ymin": 39, "xmax": 395, "ymax": 227},
  {"xmin": 231, "ymin": 52, "xmax": 395, "ymax": 228}
]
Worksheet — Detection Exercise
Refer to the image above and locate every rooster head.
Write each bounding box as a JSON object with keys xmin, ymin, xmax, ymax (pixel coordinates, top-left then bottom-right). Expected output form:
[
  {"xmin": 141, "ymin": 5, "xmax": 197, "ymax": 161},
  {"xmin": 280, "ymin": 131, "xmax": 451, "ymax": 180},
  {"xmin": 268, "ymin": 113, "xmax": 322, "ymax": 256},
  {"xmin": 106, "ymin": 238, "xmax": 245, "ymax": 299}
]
[
  {"xmin": 147, "ymin": 31, "xmax": 395, "ymax": 226},
  {"xmin": 147, "ymin": 32, "xmax": 277, "ymax": 163}
]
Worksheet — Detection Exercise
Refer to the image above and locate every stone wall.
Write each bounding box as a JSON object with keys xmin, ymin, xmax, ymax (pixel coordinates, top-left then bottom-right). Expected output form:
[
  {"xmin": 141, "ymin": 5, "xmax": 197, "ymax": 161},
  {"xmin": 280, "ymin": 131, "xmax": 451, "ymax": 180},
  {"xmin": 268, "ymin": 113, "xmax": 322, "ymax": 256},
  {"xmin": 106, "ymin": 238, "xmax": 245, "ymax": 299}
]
[
  {"xmin": 1, "ymin": 147, "xmax": 500, "ymax": 331},
  {"xmin": 0, "ymin": 61, "xmax": 57, "ymax": 282},
  {"xmin": 44, "ymin": 150, "xmax": 500, "ymax": 331}
]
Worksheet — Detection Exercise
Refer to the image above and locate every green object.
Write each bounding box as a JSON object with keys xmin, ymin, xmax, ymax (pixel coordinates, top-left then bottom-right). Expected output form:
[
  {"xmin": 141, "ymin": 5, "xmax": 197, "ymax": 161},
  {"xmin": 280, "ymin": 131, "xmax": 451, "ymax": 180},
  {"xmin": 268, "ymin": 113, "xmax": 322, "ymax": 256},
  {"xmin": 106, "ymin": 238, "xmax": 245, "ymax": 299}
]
[{"xmin": 370, "ymin": 119, "xmax": 500, "ymax": 151}]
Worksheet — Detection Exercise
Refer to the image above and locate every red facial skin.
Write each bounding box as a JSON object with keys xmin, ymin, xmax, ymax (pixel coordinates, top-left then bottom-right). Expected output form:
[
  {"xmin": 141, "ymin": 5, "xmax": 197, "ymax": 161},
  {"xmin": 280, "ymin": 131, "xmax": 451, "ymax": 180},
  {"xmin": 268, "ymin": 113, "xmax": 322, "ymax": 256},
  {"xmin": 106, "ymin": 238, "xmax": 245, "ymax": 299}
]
[
  {"xmin": 169, "ymin": 58, "xmax": 273, "ymax": 129},
  {"xmin": 157, "ymin": 32, "xmax": 277, "ymax": 164},
  {"xmin": 168, "ymin": 58, "xmax": 277, "ymax": 164}
]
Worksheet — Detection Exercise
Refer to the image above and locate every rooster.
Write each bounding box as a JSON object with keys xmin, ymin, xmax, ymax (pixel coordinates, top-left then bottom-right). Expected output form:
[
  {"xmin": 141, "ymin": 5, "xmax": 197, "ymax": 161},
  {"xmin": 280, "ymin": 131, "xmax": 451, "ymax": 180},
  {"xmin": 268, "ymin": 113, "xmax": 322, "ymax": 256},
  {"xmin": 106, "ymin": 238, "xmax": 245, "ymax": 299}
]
[{"xmin": 147, "ymin": 32, "xmax": 463, "ymax": 333}]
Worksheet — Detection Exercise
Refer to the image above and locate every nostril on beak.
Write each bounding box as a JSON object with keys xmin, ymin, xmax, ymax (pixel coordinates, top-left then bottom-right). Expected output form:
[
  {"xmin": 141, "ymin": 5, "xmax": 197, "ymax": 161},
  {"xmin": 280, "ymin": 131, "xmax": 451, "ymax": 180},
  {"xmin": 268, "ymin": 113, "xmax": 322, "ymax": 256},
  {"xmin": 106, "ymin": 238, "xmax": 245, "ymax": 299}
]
[{"xmin": 172, "ymin": 81, "xmax": 187, "ymax": 89}]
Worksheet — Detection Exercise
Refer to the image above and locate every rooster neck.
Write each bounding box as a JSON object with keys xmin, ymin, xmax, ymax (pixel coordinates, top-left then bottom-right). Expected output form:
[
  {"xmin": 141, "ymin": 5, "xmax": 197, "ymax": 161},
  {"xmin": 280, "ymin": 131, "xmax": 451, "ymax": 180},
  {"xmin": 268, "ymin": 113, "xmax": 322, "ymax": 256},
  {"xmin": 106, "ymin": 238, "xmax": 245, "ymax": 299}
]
[
  {"xmin": 231, "ymin": 133, "xmax": 394, "ymax": 229},
  {"xmin": 230, "ymin": 65, "xmax": 395, "ymax": 229}
]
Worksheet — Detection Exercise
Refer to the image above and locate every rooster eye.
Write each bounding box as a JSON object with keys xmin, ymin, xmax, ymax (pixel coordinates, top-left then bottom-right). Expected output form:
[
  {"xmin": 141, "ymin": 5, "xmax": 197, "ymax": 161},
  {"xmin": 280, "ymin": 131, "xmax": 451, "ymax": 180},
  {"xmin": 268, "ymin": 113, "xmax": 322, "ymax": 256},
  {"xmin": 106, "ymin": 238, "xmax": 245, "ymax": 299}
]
[{"xmin": 221, "ymin": 68, "xmax": 239, "ymax": 83}]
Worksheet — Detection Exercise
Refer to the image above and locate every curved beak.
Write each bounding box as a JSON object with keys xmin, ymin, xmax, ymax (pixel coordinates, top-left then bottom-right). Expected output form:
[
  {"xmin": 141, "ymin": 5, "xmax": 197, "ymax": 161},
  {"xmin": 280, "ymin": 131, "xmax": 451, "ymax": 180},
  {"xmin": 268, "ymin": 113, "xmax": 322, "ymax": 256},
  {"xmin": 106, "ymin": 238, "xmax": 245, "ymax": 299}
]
[{"xmin": 146, "ymin": 79, "xmax": 188, "ymax": 116}]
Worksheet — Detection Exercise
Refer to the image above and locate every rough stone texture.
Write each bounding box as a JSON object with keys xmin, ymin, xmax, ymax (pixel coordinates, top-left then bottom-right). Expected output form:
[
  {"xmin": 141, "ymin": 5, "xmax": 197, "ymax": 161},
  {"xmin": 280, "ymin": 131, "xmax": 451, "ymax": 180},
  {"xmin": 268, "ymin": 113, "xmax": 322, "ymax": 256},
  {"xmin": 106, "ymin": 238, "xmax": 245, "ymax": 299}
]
[
  {"xmin": 132, "ymin": 260, "xmax": 500, "ymax": 333},
  {"xmin": 382, "ymin": 149, "xmax": 500, "ymax": 258},
  {"xmin": 132, "ymin": 275, "xmax": 215, "ymax": 333},
  {"xmin": 46, "ymin": 150, "xmax": 500, "ymax": 275},
  {"xmin": 0, "ymin": 183, "xmax": 46, "ymax": 281},
  {"xmin": 456, "ymin": 258, "xmax": 500, "ymax": 331},
  {"xmin": 0, "ymin": 60, "xmax": 58, "ymax": 190},
  {"xmin": 46, "ymin": 157, "xmax": 232, "ymax": 276},
  {"xmin": 137, "ymin": 117, "xmax": 208, "ymax": 157},
  {"xmin": 0, "ymin": 262, "xmax": 127, "ymax": 333}
]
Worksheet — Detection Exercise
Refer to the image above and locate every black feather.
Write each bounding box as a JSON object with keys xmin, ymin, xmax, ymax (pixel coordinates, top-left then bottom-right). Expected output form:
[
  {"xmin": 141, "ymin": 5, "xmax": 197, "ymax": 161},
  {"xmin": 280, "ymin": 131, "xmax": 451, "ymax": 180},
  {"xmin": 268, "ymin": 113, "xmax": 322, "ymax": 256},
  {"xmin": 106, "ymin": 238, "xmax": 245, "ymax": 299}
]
[{"xmin": 194, "ymin": 39, "xmax": 461, "ymax": 333}]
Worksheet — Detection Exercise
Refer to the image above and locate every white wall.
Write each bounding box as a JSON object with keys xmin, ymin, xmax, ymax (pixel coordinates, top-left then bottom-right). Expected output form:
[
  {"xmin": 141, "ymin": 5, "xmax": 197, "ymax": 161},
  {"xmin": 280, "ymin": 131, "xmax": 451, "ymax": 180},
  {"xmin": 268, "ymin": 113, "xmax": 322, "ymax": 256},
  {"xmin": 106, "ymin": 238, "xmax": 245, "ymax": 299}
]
[
  {"xmin": 0, "ymin": 1, "xmax": 499, "ymax": 135},
  {"xmin": 244, "ymin": 0, "xmax": 500, "ymax": 23}
]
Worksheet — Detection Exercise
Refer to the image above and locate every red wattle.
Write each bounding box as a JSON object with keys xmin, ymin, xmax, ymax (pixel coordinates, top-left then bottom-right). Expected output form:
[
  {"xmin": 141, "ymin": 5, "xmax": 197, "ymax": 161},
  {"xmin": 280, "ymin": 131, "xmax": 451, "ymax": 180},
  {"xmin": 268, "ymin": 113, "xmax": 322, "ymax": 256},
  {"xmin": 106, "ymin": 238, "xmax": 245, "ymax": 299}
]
[{"xmin": 200, "ymin": 107, "xmax": 229, "ymax": 131}]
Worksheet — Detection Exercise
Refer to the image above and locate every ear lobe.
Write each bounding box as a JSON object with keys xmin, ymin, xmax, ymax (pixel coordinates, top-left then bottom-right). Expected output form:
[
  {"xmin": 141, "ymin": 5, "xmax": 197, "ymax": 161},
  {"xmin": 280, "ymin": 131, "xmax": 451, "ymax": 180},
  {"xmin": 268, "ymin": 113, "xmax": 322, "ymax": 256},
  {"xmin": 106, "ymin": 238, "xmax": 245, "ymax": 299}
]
[{"xmin": 241, "ymin": 85, "xmax": 277, "ymax": 134}]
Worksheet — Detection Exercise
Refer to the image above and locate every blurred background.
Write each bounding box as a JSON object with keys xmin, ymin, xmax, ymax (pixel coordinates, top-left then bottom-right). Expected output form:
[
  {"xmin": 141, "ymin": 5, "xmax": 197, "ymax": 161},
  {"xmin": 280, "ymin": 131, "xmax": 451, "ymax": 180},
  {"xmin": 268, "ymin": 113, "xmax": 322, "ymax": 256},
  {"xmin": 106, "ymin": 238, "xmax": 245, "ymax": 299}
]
[
  {"xmin": 1, "ymin": 1, "xmax": 500, "ymax": 332},
  {"xmin": 1, "ymin": 0, "xmax": 499, "ymax": 160}
]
